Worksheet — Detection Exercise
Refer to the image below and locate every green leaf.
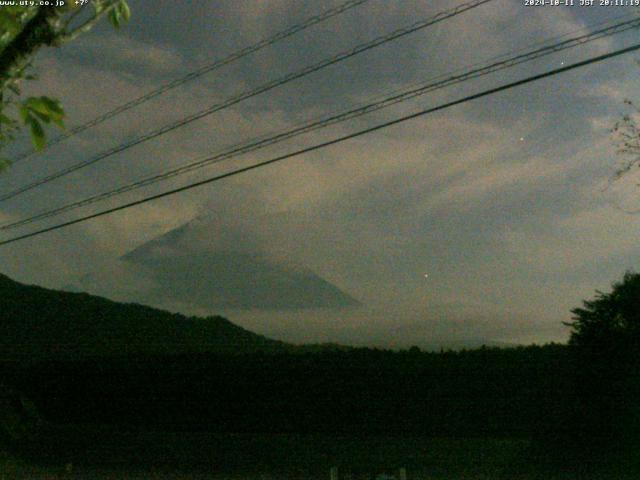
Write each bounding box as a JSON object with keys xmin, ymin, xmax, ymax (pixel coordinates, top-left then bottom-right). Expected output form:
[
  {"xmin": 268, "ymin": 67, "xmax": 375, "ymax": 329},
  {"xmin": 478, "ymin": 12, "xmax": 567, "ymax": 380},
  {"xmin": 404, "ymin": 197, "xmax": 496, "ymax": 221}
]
[
  {"xmin": 119, "ymin": 1, "xmax": 131, "ymax": 23},
  {"xmin": 26, "ymin": 117, "xmax": 46, "ymax": 150},
  {"xmin": 92, "ymin": 0, "xmax": 105, "ymax": 13},
  {"xmin": 30, "ymin": 110, "xmax": 52, "ymax": 124},
  {"xmin": 25, "ymin": 97, "xmax": 62, "ymax": 119},
  {"xmin": 108, "ymin": 8, "xmax": 121, "ymax": 28},
  {"xmin": 24, "ymin": 97, "xmax": 50, "ymax": 116},
  {"xmin": 18, "ymin": 105, "xmax": 30, "ymax": 123},
  {"xmin": 39, "ymin": 97, "xmax": 64, "ymax": 116},
  {"xmin": 50, "ymin": 116, "xmax": 65, "ymax": 129},
  {"xmin": 108, "ymin": 1, "xmax": 130, "ymax": 29},
  {"xmin": 23, "ymin": 97, "xmax": 65, "ymax": 128}
]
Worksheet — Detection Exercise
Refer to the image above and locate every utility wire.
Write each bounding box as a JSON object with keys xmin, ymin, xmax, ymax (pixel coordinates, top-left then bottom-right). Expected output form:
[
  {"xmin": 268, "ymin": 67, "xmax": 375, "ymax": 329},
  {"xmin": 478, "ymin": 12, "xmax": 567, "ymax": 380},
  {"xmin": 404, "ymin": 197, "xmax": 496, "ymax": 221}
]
[
  {"xmin": 0, "ymin": 0, "xmax": 493, "ymax": 202},
  {"xmin": 2, "ymin": 15, "xmax": 638, "ymax": 231},
  {"xmin": 1, "ymin": 41, "xmax": 638, "ymax": 247},
  {"xmin": 10, "ymin": 0, "xmax": 373, "ymax": 164}
]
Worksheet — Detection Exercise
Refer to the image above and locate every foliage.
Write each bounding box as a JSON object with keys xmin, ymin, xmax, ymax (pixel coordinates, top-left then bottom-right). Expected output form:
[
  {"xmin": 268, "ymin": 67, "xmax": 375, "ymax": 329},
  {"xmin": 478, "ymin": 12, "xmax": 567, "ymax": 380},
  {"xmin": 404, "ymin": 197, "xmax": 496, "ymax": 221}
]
[
  {"xmin": 566, "ymin": 270, "xmax": 640, "ymax": 352},
  {"xmin": 0, "ymin": 1, "xmax": 130, "ymax": 172},
  {"xmin": 560, "ymin": 271, "xmax": 640, "ymax": 463},
  {"xmin": 107, "ymin": 0, "xmax": 131, "ymax": 29}
]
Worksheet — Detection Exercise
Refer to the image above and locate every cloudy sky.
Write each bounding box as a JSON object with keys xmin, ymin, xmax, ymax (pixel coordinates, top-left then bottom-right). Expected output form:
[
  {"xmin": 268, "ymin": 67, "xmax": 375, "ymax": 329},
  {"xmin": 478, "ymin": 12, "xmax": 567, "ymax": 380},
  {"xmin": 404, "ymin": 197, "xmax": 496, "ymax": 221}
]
[{"xmin": 1, "ymin": 0, "xmax": 639, "ymax": 349}]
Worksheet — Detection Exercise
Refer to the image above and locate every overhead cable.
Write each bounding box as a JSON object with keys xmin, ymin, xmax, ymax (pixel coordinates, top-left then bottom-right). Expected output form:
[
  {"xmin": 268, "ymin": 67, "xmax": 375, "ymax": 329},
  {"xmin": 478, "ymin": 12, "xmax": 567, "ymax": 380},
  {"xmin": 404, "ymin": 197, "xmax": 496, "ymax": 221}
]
[
  {"xmin": 0, "ymin": 0, "xmax": 493, "ymax": 202},
  {"xmin": 3, "ymin": 15, "xmax": 638, "ymax": 231},
  {"xmin": 1, "ymin": 41, "xmax": 638, "ymax": 246},
  {"xmin": 10, "ymin": 0, "xmax": 374, "ymax": 163}
]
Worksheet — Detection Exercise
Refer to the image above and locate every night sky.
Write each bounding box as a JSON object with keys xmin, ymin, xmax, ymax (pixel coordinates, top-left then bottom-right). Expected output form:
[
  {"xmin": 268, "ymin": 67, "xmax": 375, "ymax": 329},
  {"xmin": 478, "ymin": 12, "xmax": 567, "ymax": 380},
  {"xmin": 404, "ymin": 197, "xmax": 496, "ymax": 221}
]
[{"xmin": 1, "ymin": 0, "xmax": 639, "ymax": 349}]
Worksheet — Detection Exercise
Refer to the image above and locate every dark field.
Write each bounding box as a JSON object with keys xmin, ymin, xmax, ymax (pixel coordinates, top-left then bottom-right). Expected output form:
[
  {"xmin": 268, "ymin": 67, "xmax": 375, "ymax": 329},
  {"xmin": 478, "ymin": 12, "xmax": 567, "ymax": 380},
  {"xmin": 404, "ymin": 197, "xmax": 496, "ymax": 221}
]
[
  {"xmin": 2, "ymin": 431, "xmax": 638, "ymax": 479},
  {"xmin": 1, "ymin": 345, "xmax": 639, "ymax": 479}
]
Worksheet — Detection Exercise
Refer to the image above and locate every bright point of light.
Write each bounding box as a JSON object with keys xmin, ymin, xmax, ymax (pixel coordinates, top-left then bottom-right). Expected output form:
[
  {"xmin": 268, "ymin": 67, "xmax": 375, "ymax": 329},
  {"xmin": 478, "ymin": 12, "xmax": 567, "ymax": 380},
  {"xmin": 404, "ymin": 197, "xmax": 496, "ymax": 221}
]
[
  {"xmin": 519, "ymin": 137, "xmax": 524, "ymax": 141},
  {"xmin": 424, "ymin": 274, "xmax": 429, "ymax": 278}
]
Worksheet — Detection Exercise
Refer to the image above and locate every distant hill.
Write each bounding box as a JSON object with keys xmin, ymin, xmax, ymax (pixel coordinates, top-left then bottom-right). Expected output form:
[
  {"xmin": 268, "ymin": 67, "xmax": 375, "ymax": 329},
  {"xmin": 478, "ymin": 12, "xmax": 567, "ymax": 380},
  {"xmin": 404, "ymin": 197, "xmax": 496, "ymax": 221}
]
[{"xmin": 0, "ymin": 273, "xmax": 287, "ymax": 359}]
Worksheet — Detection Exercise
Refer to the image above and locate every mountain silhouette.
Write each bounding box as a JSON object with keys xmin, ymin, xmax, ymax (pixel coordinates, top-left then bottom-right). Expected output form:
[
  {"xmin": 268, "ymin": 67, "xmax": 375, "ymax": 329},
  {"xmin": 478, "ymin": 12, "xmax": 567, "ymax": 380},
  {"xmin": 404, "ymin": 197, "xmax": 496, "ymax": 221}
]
[
  {"xmin": 0, "ymin": 273, "xmax": 286, "ymax": 359},
  {"xmin": 115, "ymin": 215, "xmax": 361, "ymax": 310}
]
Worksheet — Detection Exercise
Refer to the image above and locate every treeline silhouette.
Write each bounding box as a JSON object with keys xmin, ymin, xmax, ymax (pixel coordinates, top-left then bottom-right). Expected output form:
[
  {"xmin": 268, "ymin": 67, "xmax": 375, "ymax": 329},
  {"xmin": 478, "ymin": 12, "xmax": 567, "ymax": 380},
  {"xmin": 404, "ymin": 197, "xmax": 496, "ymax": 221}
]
[{"xmin": 2, "ymin": 345, "xmax": 573, "ymax": 436}]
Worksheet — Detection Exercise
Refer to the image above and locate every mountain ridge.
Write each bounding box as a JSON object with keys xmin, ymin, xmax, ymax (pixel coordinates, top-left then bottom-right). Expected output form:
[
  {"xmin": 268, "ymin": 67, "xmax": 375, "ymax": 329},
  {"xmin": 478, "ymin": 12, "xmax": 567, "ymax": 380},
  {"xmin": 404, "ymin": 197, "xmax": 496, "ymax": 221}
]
[
  {"xmin": 0, "ymin": 272, "xmax": 288, "ymax": 359},
  {"xmin": 113, "ymin": 214, "xmax": 361, "ymax": 310}
]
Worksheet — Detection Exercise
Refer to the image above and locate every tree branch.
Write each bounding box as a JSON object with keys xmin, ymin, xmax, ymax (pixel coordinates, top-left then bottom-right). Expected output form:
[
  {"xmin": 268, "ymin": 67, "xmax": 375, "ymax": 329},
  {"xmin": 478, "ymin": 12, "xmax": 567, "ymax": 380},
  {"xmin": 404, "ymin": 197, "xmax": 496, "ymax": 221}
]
[
  {"xmin": 0, "ymin": 7, "xmax": 63, "ymax": 91},
  {"xmin": 59, "ymin": 1, "xmax": 121, "ymax": 44}
]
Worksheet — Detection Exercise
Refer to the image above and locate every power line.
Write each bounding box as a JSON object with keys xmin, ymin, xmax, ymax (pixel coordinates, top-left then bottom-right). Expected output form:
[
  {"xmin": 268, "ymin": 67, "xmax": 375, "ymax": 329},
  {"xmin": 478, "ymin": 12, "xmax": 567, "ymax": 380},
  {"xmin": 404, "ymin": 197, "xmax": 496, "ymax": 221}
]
[
  {"xmin": 2, "ymin": 15, "xmax": 638, "ymax": 231},
  {"xmin": 1, "ymin": 41, "xmax": 638, "ymax": 247},
  {"xmin": 10, "ymin": 0, "xmax": 374, "ymax": 164},
  {"xmin": 0, "ymin": 0, "xmax": 493, "ymax": 202}
]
